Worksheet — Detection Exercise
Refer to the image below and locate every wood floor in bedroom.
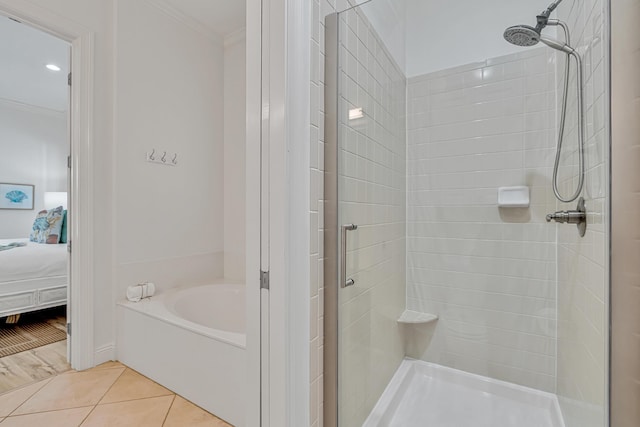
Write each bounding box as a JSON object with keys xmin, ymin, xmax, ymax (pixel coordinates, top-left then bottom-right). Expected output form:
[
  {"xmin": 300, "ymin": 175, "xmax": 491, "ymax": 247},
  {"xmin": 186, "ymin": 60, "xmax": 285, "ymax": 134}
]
[{"xmin": 0, "ymin": 311, "xmax": 70, "ymax": 393}]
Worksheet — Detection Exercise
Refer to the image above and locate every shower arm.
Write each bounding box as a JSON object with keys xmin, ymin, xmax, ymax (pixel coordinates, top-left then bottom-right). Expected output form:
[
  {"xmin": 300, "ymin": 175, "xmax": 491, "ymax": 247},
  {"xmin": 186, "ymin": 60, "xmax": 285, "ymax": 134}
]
[
  {"xmin": 545, "ymin": 0, "xmax": 565, "ymax": 14},
  {"xmin": 548, "ymin": 20, "xmax": 586, "ymax": 203},
  {"xmin": 536, "ymin": 0, "xmax": 565, "ymax": 31}
]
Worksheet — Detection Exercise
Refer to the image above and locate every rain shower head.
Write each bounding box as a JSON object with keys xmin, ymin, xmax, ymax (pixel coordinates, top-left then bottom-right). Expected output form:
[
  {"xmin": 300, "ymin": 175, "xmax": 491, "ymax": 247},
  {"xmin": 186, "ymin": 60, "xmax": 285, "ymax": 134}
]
[
  {"xmin": 503, "ymin": 0, "xmax": 568, "ymax": 48},
  {"xmin": 504, "ymin": 25, "xmax": 574, "ymax": 54},
  {"xmin": 503, "ymin": 25, "xmax": 540, "ymax": 47}
]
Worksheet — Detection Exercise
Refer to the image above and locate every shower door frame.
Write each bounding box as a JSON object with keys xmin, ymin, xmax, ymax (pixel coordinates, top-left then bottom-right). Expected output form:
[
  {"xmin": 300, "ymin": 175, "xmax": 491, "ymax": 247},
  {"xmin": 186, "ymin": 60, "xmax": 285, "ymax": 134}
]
[{"xmin": 323, "ymin": 11, "xmax": 340, "ymax": 427}]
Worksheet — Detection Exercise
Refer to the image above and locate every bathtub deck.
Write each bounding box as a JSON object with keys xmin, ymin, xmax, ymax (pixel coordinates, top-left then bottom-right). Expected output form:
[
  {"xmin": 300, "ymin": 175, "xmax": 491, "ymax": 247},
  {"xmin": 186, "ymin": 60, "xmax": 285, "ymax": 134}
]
[{"xmin": 364, "ymin": 359, "xmax": 565, "ymax": 427}]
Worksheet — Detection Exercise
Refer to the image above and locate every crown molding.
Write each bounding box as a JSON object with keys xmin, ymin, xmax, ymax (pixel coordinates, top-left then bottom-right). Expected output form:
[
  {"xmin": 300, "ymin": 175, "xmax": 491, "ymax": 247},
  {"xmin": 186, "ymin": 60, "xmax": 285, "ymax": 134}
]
[
  {"xmin": 0, "ymin": 97, "xmax": 66, "ymax": 117},
  {"xmin": 224, "ymin": 27, "xmax": 246, "ymax": 48},
  {"xmin": 144, "ymin": 0, "xmax": 224, "ymax": 46}
]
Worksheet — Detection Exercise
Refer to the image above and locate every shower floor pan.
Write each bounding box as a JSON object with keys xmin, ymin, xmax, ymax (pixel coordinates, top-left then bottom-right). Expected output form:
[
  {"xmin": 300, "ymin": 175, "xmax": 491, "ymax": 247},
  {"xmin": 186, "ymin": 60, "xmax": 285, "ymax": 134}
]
[{"xmin": 363, "ymin": 359, "xmax": 565, "ymax": 427}]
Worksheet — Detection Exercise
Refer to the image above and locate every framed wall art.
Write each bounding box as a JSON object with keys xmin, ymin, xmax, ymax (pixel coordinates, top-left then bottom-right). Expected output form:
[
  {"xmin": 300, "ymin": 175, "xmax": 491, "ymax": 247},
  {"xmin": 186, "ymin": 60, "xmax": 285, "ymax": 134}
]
[{"xmin": 0, "ymin": 183, "xmax": 35, "ymax": 210}]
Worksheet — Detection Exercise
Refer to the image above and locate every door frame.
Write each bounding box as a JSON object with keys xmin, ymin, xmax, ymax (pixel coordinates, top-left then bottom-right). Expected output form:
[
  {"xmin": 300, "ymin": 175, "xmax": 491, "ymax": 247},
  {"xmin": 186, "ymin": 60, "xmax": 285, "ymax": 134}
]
[
  {"xmin": 610, "ymin": 0, "xmax": 640, "ymax": 425},
  {"xmin": 257, "ymin": 0, "xmax": 312, "ymax": 425},
  {"xmin": 246, "ymin": 0, "xmax": 262, "ymax": 425},
  {"xmin": 0, "ymin": 1, "xmax": 95, "ymax": 371}
]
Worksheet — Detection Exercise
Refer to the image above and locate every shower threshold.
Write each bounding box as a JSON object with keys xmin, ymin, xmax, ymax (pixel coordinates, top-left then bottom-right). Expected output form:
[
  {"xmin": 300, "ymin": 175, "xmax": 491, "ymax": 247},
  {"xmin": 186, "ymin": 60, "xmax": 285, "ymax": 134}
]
[{"xmin": 363, "ymin": 359, "xmax": 565, "ymax": 427}]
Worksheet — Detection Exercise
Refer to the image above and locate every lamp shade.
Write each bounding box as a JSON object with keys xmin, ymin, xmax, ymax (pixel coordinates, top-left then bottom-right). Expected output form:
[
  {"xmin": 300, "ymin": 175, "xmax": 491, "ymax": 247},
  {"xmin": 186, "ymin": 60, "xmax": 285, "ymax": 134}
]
[{"xmin": 44, "ymin": 192, "xmax": 67, "ymax": 210}]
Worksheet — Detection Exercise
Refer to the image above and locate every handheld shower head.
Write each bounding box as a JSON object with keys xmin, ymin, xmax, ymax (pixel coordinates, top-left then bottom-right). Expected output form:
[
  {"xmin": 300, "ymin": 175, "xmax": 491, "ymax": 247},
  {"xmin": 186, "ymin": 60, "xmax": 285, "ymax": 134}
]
[
  {"xmin": 539, "ymin": 35, "xmax": 574, "ymax": 54},
  {"xmin": 503, "ymin": 25, "xmax": 540, "ymax": 47}
]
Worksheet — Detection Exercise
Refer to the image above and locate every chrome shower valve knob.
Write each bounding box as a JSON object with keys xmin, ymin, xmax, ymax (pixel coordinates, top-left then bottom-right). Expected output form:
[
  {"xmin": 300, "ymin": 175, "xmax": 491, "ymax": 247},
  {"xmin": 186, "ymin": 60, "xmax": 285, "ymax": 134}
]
[
  {"xmin": 545, "ymin": 211, "xmax": 585, "ymax": 224},
  {"xmin": 546, "ymin": 197, "xmax": 587, "ymax": 237}
]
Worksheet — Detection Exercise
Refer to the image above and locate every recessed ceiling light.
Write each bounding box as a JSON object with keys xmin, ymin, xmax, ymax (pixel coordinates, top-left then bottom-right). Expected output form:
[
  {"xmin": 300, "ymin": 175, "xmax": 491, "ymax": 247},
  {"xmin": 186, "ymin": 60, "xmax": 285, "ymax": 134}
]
[{"xmin": 46, "ymin": 64, "xmax": 61, "ymax": 71}]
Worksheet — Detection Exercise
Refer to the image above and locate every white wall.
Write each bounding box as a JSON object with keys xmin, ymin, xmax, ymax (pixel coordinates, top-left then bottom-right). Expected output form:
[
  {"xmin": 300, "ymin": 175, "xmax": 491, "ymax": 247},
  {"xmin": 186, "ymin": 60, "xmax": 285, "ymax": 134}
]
[
  {"xmin": 405, "ymin": 0, "xmax": 557, "ymax": 77},
  {"xmin": 224, "ymin": 31, "xmax": 247, "ymax": 282},
  {"xmin": 114, "ymin": 0, "xmax": 225, "ymax": 296},
  {"xmin": 0, "ymin": 101, "xmax": 67, "ymax": 238},
  {"xmin": 406, "ymin": 48, "xmax": 559, "ymax": 392}
]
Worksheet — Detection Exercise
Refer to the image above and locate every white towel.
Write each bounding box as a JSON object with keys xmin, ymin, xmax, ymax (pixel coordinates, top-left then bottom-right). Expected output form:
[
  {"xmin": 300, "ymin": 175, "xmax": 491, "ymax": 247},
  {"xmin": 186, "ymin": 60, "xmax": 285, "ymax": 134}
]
[{"xmin": 126, "ymin": 282, "xmax": 156, "ymax": 302}]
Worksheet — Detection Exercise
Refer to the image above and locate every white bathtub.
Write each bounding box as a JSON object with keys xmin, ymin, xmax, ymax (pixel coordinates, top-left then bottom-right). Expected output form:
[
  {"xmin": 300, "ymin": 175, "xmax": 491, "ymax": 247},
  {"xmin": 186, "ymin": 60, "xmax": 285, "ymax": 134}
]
[{"xmin": 117, "ymin": 282, "xmax": 246, "ymax": 426}]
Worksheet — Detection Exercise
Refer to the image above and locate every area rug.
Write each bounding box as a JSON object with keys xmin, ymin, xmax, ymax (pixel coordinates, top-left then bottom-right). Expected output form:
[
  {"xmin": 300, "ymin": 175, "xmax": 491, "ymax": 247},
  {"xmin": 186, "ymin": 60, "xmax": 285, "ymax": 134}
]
[{"xmin": 0, "ymin": 310, "xmax": 67, "ymax": 358}]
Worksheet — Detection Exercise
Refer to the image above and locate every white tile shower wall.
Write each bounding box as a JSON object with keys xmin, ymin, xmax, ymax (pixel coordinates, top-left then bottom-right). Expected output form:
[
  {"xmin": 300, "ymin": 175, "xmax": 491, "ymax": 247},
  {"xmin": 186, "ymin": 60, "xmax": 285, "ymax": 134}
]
[
  {"xmin": 405, "ymin": 48, "xmax": 559, "ymax": 392},
  {"xmin": 555, "ymin": 0, "xmax": 608, "ymax": 426}
]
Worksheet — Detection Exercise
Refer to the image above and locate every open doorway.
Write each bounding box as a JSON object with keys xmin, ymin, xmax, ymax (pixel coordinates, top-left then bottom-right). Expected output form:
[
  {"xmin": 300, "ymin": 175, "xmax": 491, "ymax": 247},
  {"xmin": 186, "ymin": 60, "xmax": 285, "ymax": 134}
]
[{"xmin": 0, "ymin": 15, "xmax": 71, "ymax": 392}]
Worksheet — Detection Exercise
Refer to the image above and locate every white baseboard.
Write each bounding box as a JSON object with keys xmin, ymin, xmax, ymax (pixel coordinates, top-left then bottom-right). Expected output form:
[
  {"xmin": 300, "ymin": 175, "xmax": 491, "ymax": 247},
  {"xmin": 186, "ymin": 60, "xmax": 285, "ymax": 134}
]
[{"xmin": 94, "ymin": 343, "xmax": 116, "ymax": 366}]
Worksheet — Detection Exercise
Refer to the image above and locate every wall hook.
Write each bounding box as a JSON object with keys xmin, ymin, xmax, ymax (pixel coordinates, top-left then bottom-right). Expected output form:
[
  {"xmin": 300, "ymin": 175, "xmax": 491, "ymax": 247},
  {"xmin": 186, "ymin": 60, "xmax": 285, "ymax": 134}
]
[
  {"xmin": 149, "ymin": 149, "xmax": 156, "ymax": 161},
  {"xmin": 161, "ymin": 151, "xmax": 167, "ymax": 163},
  {"xmin": 172, "ymin": 154, "xmax": 178, "ymax": 165}
]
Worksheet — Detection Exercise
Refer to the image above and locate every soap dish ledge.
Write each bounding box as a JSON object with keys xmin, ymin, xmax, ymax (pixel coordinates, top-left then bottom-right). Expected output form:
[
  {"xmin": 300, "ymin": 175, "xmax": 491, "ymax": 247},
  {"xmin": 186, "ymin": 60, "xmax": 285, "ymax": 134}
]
[{"xmin": 397, "ymin": 310, "xmax": 438, "ymax": 324}]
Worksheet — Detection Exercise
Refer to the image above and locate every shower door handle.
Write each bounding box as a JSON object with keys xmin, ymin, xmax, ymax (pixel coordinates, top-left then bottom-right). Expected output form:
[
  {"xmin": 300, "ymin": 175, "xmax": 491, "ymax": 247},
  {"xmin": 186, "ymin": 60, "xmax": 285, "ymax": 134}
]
[{"xmin": 341, "ymin": 224, "xmax": 358, "ymax": 288}]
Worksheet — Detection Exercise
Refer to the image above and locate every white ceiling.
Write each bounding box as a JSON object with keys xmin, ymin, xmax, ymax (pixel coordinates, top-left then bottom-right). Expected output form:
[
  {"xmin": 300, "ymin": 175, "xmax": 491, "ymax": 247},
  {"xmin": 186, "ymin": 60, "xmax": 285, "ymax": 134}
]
[
  {"xmin": 0, "ymin": 16, "xmax": 69, "ymax": 112},
  {"xmin": 162, "ymin": 0, "xmax": 246, "ymax": 36},
  {"xmin": 0, "ymin": 1, "xmax": 245, "ymax": 113}
]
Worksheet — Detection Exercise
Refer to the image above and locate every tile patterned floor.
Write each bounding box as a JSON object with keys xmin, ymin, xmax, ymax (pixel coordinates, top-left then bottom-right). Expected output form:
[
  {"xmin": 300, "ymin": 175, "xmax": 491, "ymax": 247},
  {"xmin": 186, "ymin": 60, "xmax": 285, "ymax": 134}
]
[{"xmin": 0, "ymin": 361, "xmax": 232, "ymax": 426}]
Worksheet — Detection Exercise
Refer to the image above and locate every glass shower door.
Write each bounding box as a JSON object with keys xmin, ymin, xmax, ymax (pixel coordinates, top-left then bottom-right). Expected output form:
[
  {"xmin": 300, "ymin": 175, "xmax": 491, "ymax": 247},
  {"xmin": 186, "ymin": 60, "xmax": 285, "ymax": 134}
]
[
  {"xmin": 332, "ymin": 4, "xmax": 408, "ymax": 426},
  {"xmin": 325, "ymin": 1, "xmax": 609, "ymax": 426}
]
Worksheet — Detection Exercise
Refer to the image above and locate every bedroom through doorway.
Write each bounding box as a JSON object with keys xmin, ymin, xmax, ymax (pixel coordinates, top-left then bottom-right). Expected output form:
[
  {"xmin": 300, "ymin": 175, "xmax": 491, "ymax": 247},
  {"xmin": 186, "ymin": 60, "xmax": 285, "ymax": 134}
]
[{"xmin": 0, "ymin": 14, "xmax": 71, "ymax": 393}]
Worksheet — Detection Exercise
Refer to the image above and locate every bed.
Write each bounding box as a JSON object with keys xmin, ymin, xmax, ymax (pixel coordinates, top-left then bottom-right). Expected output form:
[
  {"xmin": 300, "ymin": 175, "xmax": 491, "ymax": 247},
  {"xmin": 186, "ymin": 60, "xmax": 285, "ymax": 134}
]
[{"xmin": 0, "ymin": 238, "xmax": 67, "ymax": 317}]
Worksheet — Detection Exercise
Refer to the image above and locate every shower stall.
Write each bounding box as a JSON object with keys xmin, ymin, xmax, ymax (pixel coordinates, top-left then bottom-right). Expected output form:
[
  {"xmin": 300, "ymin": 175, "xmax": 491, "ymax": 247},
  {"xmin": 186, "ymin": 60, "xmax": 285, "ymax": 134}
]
[{"xmin": 324, "ymin": 0, "xmax": 610, "ymax": 426}]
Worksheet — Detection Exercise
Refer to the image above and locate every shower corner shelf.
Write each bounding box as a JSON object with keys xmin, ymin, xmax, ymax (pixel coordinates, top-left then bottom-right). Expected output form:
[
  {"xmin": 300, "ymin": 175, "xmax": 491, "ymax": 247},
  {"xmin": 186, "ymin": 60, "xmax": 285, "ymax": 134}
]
[{"xmin": 397, "ymin": 310, "xmax": 438, "ymax": 325}]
